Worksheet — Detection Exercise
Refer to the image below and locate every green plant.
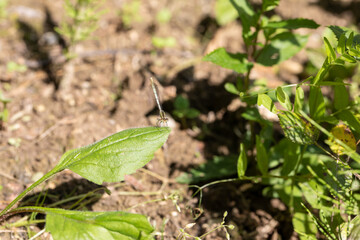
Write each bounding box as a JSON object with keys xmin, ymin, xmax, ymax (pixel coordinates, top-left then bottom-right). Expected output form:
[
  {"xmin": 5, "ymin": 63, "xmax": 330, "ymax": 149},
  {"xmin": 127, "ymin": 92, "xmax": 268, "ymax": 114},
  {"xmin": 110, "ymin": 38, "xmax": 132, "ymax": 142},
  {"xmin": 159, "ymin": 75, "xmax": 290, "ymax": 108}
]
[
  {"xmin": 156, "ymin": 8, "xmax": 172, "ymax": 24},
  {"xmin": 119, "ymin": 0, "xmax": 142, "ymax": 29},
  {"xmin": 55, "ymin": 0, "xmax": 105, "ymax": 92},
  {"xmin": 192, "ymin": 0, "xmax": 360, "ymax": 238},
  {"xmin": 0, "ymin": 0, "xmax": 7, "ymax": 19},
  {"xmin": 0, "ymin": 91, "xmax": 10, "ymax": 127},
  {"xmin": 6, "ymin": 61, "xmax": 27, "ymax": 73},
  {"xmin": 152, "ymin": 36, "xmax": 177, "ymax": 49},
  {"xmin": 0, "ymin": 127, "xmax": 170, "ymax": 239},
  {"xmin": 172, "ymin": 96, "xmax": 200, "ymax": 128},
  {"xmin": 55, "ymin": 0, "xmax": 105, "ymax": 58}
]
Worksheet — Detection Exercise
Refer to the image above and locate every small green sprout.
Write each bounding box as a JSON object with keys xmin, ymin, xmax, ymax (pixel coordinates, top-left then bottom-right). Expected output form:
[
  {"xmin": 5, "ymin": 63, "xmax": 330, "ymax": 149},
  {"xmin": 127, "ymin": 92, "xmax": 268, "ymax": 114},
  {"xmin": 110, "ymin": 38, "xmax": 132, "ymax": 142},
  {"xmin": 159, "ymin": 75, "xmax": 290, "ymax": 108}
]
[
  {"xmin": 152, "ymin": 36, "xmax": 176, "ymax": 49},
  {"xmin": 119, "ymin": 0, "xmax": 142, "ymax": 28},
  {"xmin": 7, "ymin": 61, "xmax": 27, "ymax": 73},
  {"xmin": 0, "ymin": 91, "xmax": 11, "ymax": 126},
  {"xmin": 156, "ymin": 8, "xmax": 171, "ymax": 24},
  {"xmin": 173, "ymin": 95, "xmax": 200, "ymax": 128}
]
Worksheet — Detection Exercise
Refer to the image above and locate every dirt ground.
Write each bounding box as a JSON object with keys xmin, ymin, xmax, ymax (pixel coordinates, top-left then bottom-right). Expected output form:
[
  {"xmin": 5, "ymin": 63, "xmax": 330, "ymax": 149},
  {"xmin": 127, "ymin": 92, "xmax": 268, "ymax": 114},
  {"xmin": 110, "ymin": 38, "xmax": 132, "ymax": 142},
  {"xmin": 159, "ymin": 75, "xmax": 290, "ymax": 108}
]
[{"xmin": 0, "ymin": 0, "xmax": 358, "ymax": 239}]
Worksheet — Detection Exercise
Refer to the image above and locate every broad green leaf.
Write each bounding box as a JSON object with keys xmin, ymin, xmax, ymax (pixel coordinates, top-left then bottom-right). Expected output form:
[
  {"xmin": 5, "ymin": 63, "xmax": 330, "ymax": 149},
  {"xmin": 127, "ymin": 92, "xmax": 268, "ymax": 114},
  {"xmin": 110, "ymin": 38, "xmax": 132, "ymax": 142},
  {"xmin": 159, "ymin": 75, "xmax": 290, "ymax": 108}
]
[
  {"xmin": 278, "ymin": 111, "xmax": 319, "ymax": 145},
  {"xmin": 276, "ymin": 86, "xmax": 292, "ymax": 111},
  {"xmin": 309, "ymin": 86, "xmax": 325, "ymax": 120},
  {"xmin": 333, "ymin": 79, "xmax": 349, "ymax": 110},
  {"xmin": 294, "ymin": 86, "xmax": 304, "ymax": 114},
  {"xmin": 292, "ymin": 212, "xmax": 317, "ymax": 239},
  {"xmin": 44, "ymin": 208, "xmax": 153, "ymax": 240},
  {"xmin": 337, "ymin": 33, "xmax": 346, "ymax": 54},
  {"xmin": 224, "ymin": 82, "xmax": 240, "ymax": 95},
  {"xmin": 327, "ymin": 124, "xmax": 356, "ymax": 156},
  {"xmin": 229, "ymin": 0, "xmax": 256, "ymax": 36},
  {"xmin": 203, "ymin": 48, "xmax": 253, "ymax": 73},
  {"xmin": 256, "ymin": 135, "xmax": 268, "ymax": 175},
  {"xmin": 55, "ymin": 127, "xmax": 171, "ymax": 185},
  {"xmin": 336, "ymin": 109, "xmax": 360, "ymax": 135},
  {"xmin": 176, "ymin": 156, "xmax": 237, "ymax": 184},
  {"xmin": 237, "ymin": 143, "xmax": 247, "ymax": 177},
  {"xmin": 256, "ymin": 32, "xmax": 308, "ymax": 66},
  {"xmin": 215, "ymin": 0, "xmax": 238, "ymax": 25},
  {"xmin": 262, "ymin": 0, "xmax": 279, "ymax": 12},
  {"xmin": 324, "ymin": 37, "xmax": 336, "ymax": 63},
  {"xmin": 257, "ymin": 94, "xmax": 277, "ymax": 113},
  {"xmin": 265, "ymin": 18, "xmax": 319, "ymax": 30}
]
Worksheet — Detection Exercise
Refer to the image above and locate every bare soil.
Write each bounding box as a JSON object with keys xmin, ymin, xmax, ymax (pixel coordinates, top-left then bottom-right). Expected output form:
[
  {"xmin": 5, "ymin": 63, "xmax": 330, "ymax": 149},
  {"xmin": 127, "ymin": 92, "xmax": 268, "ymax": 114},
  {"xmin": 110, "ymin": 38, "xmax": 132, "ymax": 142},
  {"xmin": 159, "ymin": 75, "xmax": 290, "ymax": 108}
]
[{"xmin": 0, "ymin": 0, "xmax": 358, "ymax": 239}]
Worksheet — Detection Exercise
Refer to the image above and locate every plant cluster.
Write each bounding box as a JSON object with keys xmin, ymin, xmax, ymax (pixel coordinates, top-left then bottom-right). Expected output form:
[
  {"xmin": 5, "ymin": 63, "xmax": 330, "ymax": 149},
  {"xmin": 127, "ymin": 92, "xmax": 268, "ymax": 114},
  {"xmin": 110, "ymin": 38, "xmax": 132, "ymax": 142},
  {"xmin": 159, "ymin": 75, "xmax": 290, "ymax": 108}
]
[{"xmin": 198, "ymin": 0, "xmax": 360, "ymax": 238}]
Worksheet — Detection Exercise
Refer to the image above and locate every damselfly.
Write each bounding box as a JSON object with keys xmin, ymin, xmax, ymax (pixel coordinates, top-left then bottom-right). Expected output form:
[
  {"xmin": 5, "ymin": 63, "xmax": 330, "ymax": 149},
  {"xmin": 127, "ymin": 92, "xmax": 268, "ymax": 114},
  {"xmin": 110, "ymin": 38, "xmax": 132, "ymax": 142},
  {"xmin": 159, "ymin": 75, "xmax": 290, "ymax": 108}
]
[{"xmin": 150, "ymin": 77, "xmax": 168, "ymax": 126}]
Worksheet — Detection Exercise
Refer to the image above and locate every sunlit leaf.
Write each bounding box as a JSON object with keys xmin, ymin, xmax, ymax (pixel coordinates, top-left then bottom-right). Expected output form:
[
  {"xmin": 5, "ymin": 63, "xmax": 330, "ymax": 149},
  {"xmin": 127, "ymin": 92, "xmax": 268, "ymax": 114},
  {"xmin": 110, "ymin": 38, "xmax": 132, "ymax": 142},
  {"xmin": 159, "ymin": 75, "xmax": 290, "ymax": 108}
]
[
  {"xmin": 276, "ymin": 87, "xmax": 292, "ymax": 111},
  {"xmin": 203, "ymin": 48, "xmax": 253, "ymax": 73},
  {"xmin": 256, "ymin": 32, "xmax": 308, "ymax": 66},
  {"xmin": 349, "ymin": 48, "xmax": 360, "ymax": 58},
  {"xmin": 262, "ymin": 0, "xmax": 279, "ymax": 12},
  {"xmin": 55, "ymin": 127, "xmax": 171, "ymax": 184},
  {"xmin": 257, "ymin": 94, "xmax": 277, "ymax": 113},
  {"xmin": 224, "ymin": 83, "xmax": 240, "ymax": 95},
  {"xmin": 340, "ymin": 53, "xmax": 356, "ymax": 63},
  {"xmin": 324, "ymin": 37, "xmax": 336, "ymax": 63},
  {"xmin": 44, "ymin": 207, "xmax": 154, "ymax": 240},
  {"xmin": 237, "ymin": 143, "xmax": 247, "ymax": 177},
  {"xmin": 327, "ymin": 124, "xmax": 356, "ymax": 156},
  {"xmin": 336, "ymin": 109, "xmax": 360, "ymax": 135},
  {"xmin": 229, "ymin": 0, "xmax": 256, "ymax": 36},
  {"xmin": 215, "ymin": 0, "xmax": 238, "ymax": 25}
]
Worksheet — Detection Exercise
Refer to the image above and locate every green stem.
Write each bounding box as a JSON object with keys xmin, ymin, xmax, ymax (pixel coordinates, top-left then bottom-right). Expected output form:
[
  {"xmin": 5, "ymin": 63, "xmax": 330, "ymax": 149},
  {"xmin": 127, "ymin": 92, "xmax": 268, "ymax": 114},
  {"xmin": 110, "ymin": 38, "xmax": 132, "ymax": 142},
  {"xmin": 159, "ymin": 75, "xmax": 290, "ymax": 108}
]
[
  {"xmin": 2, "ymin": 219, "xmax": 45, "ymax": 229},
  {"xmin": 0, "ymin": 167, "xmax": 61, "ymax": 221}
]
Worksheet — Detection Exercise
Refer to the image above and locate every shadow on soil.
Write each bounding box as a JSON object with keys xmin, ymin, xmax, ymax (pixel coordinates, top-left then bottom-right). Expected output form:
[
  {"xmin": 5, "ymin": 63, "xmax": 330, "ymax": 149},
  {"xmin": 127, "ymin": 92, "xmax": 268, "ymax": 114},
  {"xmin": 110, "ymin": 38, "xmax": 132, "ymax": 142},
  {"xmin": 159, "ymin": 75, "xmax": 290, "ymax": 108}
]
[
  {"xmin": 17, "ymin": 179, "xmax": 105, "ymax": 227},
  {"xmin": 16, "ymin": 7, "xmax": 66, "ymax": 90}
]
